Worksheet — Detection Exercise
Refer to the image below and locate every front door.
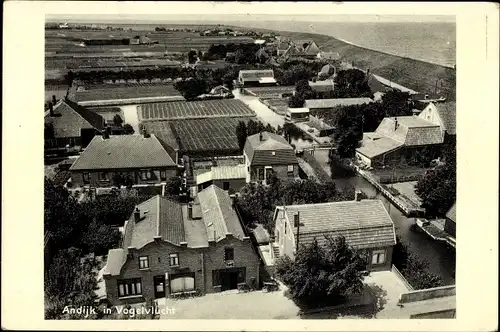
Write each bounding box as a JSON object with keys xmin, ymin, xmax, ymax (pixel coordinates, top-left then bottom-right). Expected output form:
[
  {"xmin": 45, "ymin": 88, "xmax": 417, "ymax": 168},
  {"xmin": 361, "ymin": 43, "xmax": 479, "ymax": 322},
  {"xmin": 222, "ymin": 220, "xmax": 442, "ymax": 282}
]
[{"xmin": 153, "ymin": 275, "xmax": 166, "ymax": 299}]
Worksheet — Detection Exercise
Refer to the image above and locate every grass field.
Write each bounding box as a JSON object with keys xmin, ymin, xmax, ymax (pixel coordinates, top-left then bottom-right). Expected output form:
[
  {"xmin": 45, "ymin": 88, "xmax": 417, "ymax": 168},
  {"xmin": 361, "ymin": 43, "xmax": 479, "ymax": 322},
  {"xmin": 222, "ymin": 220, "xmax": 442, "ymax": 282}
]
[
  {"xmin": 73, "ymin": 83, "xmax": 182, "ymax": 102},
  {"xmin": 244, "ymin": 86, "xmax": 295, "ymax": 99},
  {"xmin": 262, "ymin": 98, "xmax": 290, "ymax": 115},
  {"xmin": 138, "ymin": 99, "xmax": 255, "ymax": 121}
]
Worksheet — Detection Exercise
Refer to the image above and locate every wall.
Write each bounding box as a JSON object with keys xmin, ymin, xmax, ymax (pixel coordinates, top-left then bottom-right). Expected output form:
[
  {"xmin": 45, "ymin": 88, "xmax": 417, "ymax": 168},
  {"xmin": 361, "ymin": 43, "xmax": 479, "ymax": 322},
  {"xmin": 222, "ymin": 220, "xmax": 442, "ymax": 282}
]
[
  {"xmin": 444, "ymin": 219, "xmax": 456, "ymax": 237},
  {"xmin": 302, "ymin": 150, "xmax": 332, "ymax": 183},
  {"xmin": 418, "ymin": 104, "xmax": 445, "ymax": 136},
  {"xmin": 274, "ymin": 209, "xmax": 296, "ymax": 259},
  {"xmin": 410, "ymin": 309, "xmax": 456, "ymax": 319},
  {"xmin": 71, "ymin": 167, "xmax": 177, "ymax": 188},
  {"xmin": 104, "ymin": 236, "xmax": 260, "ymax": 305},
  {"xmin": 399, "ymin": 285, "xmax": 456, "ymax": 304},
  {"xmin": 249, "ymin": 164, "xmax": 299, "ymax": 184}
]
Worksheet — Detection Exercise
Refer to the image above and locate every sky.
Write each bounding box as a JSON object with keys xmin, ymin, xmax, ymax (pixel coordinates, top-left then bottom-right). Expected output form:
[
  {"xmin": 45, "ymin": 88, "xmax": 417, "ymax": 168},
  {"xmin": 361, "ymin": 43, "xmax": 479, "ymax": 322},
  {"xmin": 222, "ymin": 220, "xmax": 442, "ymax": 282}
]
[{"xmin": 47, "ymin": 14, "xmax": 456, "ymax": 24}]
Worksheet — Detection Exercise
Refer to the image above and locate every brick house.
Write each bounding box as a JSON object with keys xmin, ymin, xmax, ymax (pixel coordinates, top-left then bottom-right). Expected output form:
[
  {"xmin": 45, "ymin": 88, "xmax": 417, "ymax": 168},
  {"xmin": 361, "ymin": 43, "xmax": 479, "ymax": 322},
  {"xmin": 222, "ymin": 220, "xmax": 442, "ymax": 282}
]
[
  {"xmin": 243, "ymin": 132, "xmax": 299, "ymax": 185},
  {"xmin": 271, "ymin": 193, "xmax": 397, "ymax": 271},
  {"xmin": 102, "ymin": 185, "xmax": 260, "ymax": 305},
  {"xmin": 69, "ymin": 132, "xmax": 178, "ymax": 188},
  {"xmin": 356, "ymin": 116, "xmax": 444, "ymax": 168},
  {"xmin": 44, "ymin": 99, "xmax": 105, "ymax": 156}
]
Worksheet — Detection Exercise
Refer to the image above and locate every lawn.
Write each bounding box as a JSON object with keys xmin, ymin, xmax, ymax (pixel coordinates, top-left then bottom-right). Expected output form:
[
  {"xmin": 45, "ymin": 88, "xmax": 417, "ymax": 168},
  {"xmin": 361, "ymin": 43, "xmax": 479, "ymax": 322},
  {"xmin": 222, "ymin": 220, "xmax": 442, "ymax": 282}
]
[
  {"xmin": 261, "ymin": 98, "xmax": 290, "ymax": 115},
  {"xmin": 138, "ymin": 99, "xmax": 255, "ymax": 121}
]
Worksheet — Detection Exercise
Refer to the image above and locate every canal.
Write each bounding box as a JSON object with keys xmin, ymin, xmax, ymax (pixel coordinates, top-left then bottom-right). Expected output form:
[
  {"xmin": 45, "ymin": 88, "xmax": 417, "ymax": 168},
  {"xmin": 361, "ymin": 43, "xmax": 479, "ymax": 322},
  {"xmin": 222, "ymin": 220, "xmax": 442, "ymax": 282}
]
[{"xmin": 334, "ymin": 175, "xmax": 456, "ymax": 285}]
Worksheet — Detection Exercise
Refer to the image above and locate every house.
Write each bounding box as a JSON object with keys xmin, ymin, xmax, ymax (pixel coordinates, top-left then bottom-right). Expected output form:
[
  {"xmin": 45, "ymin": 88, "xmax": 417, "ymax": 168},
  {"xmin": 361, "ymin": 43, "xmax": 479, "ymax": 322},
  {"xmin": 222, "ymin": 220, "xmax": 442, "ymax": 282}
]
[
  {"xmin": 305, "ymin": 98, "xmax": 373, "ymax": 113},
  {"xmin": 194, "ymin": 165, "xmax": 247, "ymax": 194},
  {"xmin": 44, "ymin": 99, "xmax": 105, "ymax": 156},
  {"xmin": 130, "ymin": 36, "xmax": 153, "ymax": 45},
  {"xmin": 418, "ymin": 102, "xmax": 456, "ymax": 140},
  {"xmin": 243, "ymin": 131, "xmax": 299, "ymax": 185},
  {"xmin": 102, "ymin": 185, "xmax": 260, "ymax": 305},
  {"xmin": 237, "ymin": 69, "xmax": 277, "ymax": 88},
  {"xmin": 285, "ymin": 108, "xmax": 310, "ymax": 123},
  {"xmin": 317, "ymin": 51, "xmax": 340, "ymax": 61},
  {"xmin": 209, "ymin": 85, "xmax": 232, "ymax": 96},
  {"xmin": 69, "ymin": 131, "xmax": 178, "ymax": 188},
  {"xmin": 356, "ymin": 116, "xmax": 444, "ymax": 168},
  {"xmin": 271, "ymin": 193, "xmax": 397, "ymax": 271},
  {"xmin": 317, "ymin": 64, "xmax": 336, "ymax": 80},
  {"xmin": 282, "ymin": 40, "xmax": 321, "ymax": 60},
  {"xmin": 277, "ymin": 41, "xmax": 290, "ymax": 57},
  {"xmin": 444, "ymin": 202, "xmax": 456, "ymax": 238}
]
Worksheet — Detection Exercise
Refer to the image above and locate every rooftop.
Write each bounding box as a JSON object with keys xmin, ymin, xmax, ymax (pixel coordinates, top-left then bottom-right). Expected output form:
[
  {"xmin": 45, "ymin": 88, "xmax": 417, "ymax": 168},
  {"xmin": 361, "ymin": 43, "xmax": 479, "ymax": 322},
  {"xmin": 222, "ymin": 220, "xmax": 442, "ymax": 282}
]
[
  {"xmin": 278, "ymin": 199, "xmax": 396, "ymax": 250},
  {"xmin": 196, "ymin": 165, "xmax": 247, "ymax": 185},
  {"xmin": 435, "ymin": 102, "xmax": 456, "ymax": 135},
  {"xmin": 244, "ymin": 131, "xmax": 298, "ymax": 166},
  {"xmin": 305, "ymin": 98, "xmax": 373, "ymax": 109},
  {"xmin": 446, "ymin": 202, "xmax": 456, "ymax": 223},
  {"xmin": 356, "ymin": 134, "xmax": 404, "ymax": 158},
  {"xmin": 44, "ymin": 99, "xmax": 105, "ymax": 138},
  {"xmin": 69, "ymin": 134, "xmax": 176, "ymax": 170},
  {"xmin": 375, "ymin": 116, "xmax": 444, "ymax": 146}
]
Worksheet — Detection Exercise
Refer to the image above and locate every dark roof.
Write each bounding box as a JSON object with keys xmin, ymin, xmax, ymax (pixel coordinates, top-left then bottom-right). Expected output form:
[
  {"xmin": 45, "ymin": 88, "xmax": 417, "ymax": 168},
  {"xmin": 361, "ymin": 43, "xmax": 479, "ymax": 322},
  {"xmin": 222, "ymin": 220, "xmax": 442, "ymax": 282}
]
[
  {"xmin": 375, "ymin": 116, "xmax": 444, "ymax": 146},
  {"xmin": 197, "ymin": 185, "xmax": 246, "ymax": 242},
  {"xmin": 277, "ymin": 199, "xmax": 396, "ymax": 250},
  {"xmin": 44, "ymin": 100, "xmax": 105, "ymax": 138},
  {"xmin": 243, "ymin": 132, "xmax": 298, "ymax": 166},
  {"xmin": 69, "ymin": 134, "xmax": 176, "ymax": 170},
  {"xmin": 446, "ymin": 202, "xmax": 456, "ymax": 223},
  {"xmin": 435, "ymin": 102, "xmax": 456, "ymax": 135}
]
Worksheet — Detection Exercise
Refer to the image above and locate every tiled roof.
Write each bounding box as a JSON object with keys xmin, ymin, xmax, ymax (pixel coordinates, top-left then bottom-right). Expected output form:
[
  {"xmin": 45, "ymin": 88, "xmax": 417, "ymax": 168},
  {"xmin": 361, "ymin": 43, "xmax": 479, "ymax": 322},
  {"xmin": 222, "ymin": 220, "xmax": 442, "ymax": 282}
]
[
  {"xmin": 435, "ymin": 102, "xmax": 456, "ymax": 135},
  {"xmin": 309, "ymin": 80, "xmax": 334, "ymax": 93},
  {"xmin": 44, "ymin": 100, "xmax": 105, "ymax": 138},
  {"xmin": 375, "ymin": 116, "xmax": 444, "ymax": 146},
  {"xmin": 196, "ymin": 165, "xmax": 246, "ymax": 185},
  {"xmin": 253, "ymin": 224, "xmax": 270, "ymax": 245},
  {"xmin": 103, "ymin": 248, "xmax": 126, "ymax": 276},
  {"xmin": 69, "ymin": 134, "xmax": 176, "ymax": 170},
  {"xmin": 244, "ymin": 132, "xmax": 298, "ymax": 166},
  {"xmin": 303, "ymin": 41, "xmax": 320, "ymax": 55},
  {"xmin": 367, "ymin": 73, "xmax": 389, "ymax": 94},
  {"xmin": 280, "ymin": 199, "xmax": 396, "ymax": 250},
  {"xmin": 197, "ymin": 185, "xmax": 246, "ymax": 242},
  {"xmin": 356, "ymin": 134, "xmax": 404, "ymax": 158},
  {"xmin": 123, "ymin": 195, "xmax": 185, "ymax": 250},
  {"xmin": 305, "ymin": 98, "xmax": 373, "ymax": 109},
  {"xmin": 446, "ymin": 202, "xmax": 456, "ymax": 223}
]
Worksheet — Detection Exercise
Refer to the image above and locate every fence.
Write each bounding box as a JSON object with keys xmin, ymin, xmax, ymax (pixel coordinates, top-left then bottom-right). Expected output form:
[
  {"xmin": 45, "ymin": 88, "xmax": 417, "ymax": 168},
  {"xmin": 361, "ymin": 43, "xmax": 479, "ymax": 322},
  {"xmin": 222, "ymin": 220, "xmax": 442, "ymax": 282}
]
[
  {"xmin": 391, "ymin": 265, "xmax": 414, "ymax": 291},
  {"xmin": 399, "ymin": 285, "xmax": 456, "ymax": 304},
  {"xmin": 302, "ymin": 150, "xmax": 332, "ymax": 183},
  {"xmin": 378, "ymin": 173, "xmax": 424, "ymax": 184}
]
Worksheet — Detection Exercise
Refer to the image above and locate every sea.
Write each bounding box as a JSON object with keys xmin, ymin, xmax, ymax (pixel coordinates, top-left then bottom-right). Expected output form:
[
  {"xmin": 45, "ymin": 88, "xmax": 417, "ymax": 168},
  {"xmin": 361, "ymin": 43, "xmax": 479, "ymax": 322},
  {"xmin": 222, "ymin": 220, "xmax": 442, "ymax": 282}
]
[{"xmin": 233, "ymin": 20, "xmax": 456, "ymax": 68}]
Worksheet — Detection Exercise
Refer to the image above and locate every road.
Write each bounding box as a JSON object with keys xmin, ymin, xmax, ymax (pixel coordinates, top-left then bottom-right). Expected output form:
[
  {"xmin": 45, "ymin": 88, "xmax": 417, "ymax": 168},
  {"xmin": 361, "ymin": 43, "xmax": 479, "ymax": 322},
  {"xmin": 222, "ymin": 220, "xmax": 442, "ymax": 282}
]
[{"xmin": 233, "ymin": 89, "xmax": 285, "ymax": 129}]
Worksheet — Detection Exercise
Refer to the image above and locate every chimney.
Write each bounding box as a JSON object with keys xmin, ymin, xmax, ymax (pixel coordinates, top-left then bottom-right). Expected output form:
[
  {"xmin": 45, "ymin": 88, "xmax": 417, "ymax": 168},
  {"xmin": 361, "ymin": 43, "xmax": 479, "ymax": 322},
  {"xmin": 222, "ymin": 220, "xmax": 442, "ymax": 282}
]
[
  {"xmin": 102, "ymin": 125, "xmax": 110, "ymax": 139},
  {"xmin": 293, "ymin": 212, "xmax": 300, "ymax": 227},
  {"xmin": 355, "ymin": 190, "xmax": 363, "ymax": 201},
  {"xmin": 259, "ymin": 132, "xmax": 264, "ymax": 141},
  {"xmin": 48, "ymin": 102, "xmax": 54, "ymax": 117},
  {"xmin": 134, "ymin": 207, "xmax": 141, "ymax": 223},
  {"xmin": 52, "ymin": 95, "xmax": 57, "ymax": 105},
  {"xmin": 142, "ymin": 128, "xmax": 150, "ymax": 138},
  {"xmin": 394, "ymin": 117, "xmax": 398, "ymax": 131},
  {"xmin": 188, "ymin": 203, "xmax": 193, "ymax": 220}
]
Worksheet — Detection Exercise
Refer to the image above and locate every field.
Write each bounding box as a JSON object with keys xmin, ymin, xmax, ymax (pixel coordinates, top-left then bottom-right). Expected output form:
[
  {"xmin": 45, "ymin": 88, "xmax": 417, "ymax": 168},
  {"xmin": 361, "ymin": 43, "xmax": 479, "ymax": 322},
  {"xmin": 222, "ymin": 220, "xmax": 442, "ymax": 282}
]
[
  {"xmin": 244, "ymin": 86, "xmax": 295, "ymax": 99},
  {"xmin": 138, "ymin": 99, "xmax": 255, "ymax": 121},
  {"xmin": 72, "ymin": 83, "xmax": 182, "ymax": 102},
  {"xmin": 261, "ymin": 98, "xmax": 290, "ymax": 115},
  {"xmin": 143, "ymin": 117, "xmax": 256, "ymax": 155}
]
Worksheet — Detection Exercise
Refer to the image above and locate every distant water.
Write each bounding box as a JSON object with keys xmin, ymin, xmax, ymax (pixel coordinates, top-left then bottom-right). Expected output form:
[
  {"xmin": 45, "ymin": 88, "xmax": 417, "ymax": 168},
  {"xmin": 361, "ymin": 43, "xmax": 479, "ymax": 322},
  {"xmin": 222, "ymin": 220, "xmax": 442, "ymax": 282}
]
[{"xmin": 234, "ymin": 21, "xmax": 456, "ymax": 68}]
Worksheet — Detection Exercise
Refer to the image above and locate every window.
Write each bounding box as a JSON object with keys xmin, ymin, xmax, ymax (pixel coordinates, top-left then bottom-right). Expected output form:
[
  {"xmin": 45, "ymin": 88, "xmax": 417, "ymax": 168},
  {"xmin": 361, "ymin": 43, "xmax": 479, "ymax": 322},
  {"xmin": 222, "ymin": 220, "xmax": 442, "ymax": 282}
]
[
  {"xmin": 287, "ymin": 165, "xmax": 294, "ymax": 174},
  {"xmin": 258, "ymin": 168, "xmax": 264, "ymax": 181},
  {"xmin": 158, "ymin": 257, "xmax": 161, "ymax": 263},
  {"xmin": 223, "ymin": 182, "xmax": 230, "ymax": 190},
  {"xmin": 82, "ymin": 172, "xmax": 90, "ymax": 184},
  {"xmin": 140, "ymin": 169, "xmax": 153, "ymax": 181},
  {"xmin": 284, "ymin": 221, "xmax": 287, "ymax": 235},
  {"xmin": 139, "ymin": 256, "xmax": 149, "ymax": 269},
  {"xmin": 118, "ymin": 278, "xmax": 142, "ymax": 297},
  {"xmin": 224, "ymin": 247, "xmax": 234, "ymax": 261},
  {"xmin": 160, "ymin": 170, "xmax": 167, "ymax": 181},
  {"xmin": 98, "ymin": 172, "xmax": 108, "ymax": 181},
  {"xmin": 169, "ymin": 253, "xmax": 179, "ymax": 267},
  {"xmin": 276, "ymin": 230, "xmax": 280, "ymax": 243},
  {"xmin": 371, "ymin": 250, "xmax": 386, "ymax": 265}
]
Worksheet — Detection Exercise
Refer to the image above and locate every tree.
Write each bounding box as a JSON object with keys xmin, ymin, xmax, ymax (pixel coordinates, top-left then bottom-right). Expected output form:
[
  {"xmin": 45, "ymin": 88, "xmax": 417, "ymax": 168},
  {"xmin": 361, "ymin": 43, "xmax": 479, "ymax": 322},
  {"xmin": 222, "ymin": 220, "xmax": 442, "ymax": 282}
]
[
  {"xmin": 165, "ymin": 177, "xmax": 182, "ymax": 197},
  {"xmin": 333, "ymin": 69, "xmax": 372, "ymax": 98},
  {"xmin": 235, "ymin": 121, "xmax": 248, "ymax": 151},
  {"xmin": 187, "ymin": 50, "xmax": 198, "ymax": 64},
  {"xmin": 122, "ymin": 123, "xmax": 134, "ymax": 135},
  {"xmin": 113, "ymin": 114, "xmax": 123, "ymax": 127},
  {"xmin": 276, "ymin": 236, "xmax": 365, "ymax": 305},
  {"xmin": 80, "ymin": 219, "xmax": 120, "ymax": 255}
]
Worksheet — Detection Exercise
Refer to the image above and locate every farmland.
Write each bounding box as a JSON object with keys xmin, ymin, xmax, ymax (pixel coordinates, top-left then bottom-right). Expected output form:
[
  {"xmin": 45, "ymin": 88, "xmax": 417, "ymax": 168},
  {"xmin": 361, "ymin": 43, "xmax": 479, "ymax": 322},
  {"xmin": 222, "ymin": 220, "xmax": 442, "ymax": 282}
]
[
  {"xmin": 244, "ymin": 86, "xmax": 295, "ymax": 99},
  {"xmin": 138, "ymin": 99, "xmax": 255, "ymax": 121},
  {"xmin": 143, "ymin": 117, "xmax": 257, "ymax": 157},
  {"xmin": 261, "ymin": 98, "xmax": 290, "ymax": 115},
  {"xmin": 70, "ymin": 83, "xmax": 183, "ymax": 104}
]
